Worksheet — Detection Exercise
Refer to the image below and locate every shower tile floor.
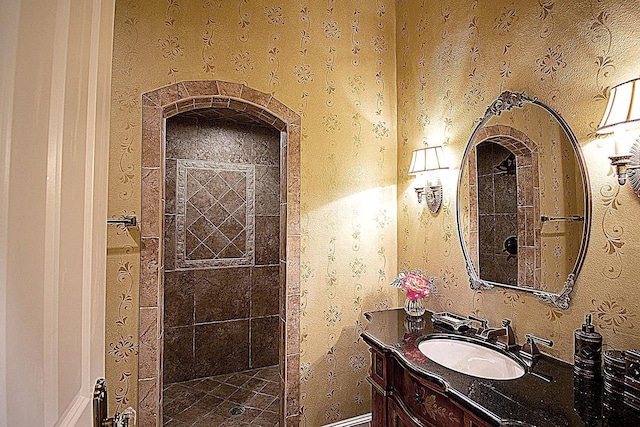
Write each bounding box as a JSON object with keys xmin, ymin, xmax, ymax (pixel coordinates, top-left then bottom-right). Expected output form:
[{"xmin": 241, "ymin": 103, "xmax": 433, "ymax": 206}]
[{"xmin": 163, "ymin": 365, "xmax": 280, "ymax": 426}]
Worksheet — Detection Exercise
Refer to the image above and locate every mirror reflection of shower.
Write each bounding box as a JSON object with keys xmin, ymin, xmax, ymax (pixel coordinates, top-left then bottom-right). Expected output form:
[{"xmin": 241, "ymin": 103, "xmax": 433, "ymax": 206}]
[{"xmin": 476, "ymin": 141, "xmax": 518, "ymax": 286}]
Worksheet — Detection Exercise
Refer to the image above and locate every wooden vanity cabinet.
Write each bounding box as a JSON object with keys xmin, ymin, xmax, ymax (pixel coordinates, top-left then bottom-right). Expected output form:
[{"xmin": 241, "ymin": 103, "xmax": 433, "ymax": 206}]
[{"xmin": 368, "ymin": 346, "xmax": 496, "ymax": 427}]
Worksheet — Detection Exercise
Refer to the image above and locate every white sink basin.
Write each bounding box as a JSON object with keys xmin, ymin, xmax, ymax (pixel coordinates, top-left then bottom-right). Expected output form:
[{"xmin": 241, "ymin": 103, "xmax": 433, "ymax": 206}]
[{"xmin": 418, "ymin": 337, "xmax": 525, "ymax": 380}]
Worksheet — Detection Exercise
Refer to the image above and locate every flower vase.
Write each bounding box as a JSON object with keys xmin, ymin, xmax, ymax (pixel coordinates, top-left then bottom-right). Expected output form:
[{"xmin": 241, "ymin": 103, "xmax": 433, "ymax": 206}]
[{"xmin": 404, "ymin": 297, "xmax": 426, "ymax": 318}]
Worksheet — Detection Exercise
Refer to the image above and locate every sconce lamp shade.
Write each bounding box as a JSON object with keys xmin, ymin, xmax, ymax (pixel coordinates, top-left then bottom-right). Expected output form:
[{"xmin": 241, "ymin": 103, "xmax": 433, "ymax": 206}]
[
  {"xmin": 408, "ymin": 146, "xmax": 448, "ymax": 175},
  {"xmin": 597, "ymin": 77, "xmax": 640, "ymax": 134}
]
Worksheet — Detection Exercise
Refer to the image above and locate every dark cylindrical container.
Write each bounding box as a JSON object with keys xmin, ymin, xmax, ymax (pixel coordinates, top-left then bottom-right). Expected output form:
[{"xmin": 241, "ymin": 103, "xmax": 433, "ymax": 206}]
[
  {"xmin": 573, "ymin": 373, "xmax": 602, "ymax": 425},
  {"xmin": 604, "ymin": 350, "xmax": 626, "ymax": 397},
  {"xmin": 574, "ymin": 314, "xmax": 602, "ymax": 379},
  {"xmin": 624, "ymin": 349, "xmax": 640, "ymax": 411}
]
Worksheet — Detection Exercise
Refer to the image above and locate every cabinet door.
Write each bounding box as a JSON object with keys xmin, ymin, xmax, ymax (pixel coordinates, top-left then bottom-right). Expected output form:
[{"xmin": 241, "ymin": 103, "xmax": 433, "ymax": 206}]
[
  {"xmin": 371, "ymin": 384, "xmax": 387, "ymax": 427},
  {"xmin": 388, "ymin": 398, "xmax": 433, "ymax": 427},
  {"xmin": 397, "ymin": 369, "xmax": 464, "ymax": 427}
]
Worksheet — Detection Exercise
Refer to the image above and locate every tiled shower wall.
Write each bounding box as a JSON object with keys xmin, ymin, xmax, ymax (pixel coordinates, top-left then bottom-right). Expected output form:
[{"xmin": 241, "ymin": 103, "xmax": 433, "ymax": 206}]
[
  {"xmin": 163, "ymin": 115, "xmax": 280, "ymax": 384},
  {"xmin": 476, "ymin": 141, "xmax": 518, "ymax": 286}
]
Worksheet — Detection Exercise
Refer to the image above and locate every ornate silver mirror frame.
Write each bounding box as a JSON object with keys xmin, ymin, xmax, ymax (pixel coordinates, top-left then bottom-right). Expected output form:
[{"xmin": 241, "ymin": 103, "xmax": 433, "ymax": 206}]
[{"xmin": 456, "ymin": 91, "xmax": 592, "ymax": 310}]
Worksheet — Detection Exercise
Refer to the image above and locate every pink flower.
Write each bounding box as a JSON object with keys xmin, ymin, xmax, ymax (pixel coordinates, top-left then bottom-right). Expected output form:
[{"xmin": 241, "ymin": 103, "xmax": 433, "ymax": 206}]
[{"xmin": 391, "ymin": 269, "xmax": 433, "ymax": 301}]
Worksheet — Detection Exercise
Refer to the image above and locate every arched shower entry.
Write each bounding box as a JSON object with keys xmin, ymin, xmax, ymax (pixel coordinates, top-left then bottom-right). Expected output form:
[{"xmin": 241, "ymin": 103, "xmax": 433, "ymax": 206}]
[{"xmin": 138, "ymin": 80, "xmax": 301, "ymax": 426}]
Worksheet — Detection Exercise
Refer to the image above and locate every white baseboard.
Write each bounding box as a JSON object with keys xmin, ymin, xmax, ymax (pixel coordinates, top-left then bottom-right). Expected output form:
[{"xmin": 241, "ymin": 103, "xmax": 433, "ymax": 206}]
[{"xmin": 322, "ymin": 413, "xmax": 372, "ymax": 427}]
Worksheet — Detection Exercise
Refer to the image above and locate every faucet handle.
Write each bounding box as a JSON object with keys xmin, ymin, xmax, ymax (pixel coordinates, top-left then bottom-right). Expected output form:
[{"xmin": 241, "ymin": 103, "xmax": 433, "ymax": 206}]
[
  {"xmin": 500, "ymin": 319, "xmax": 518, "ymax": 350},
  {"xmin": 519, "ymin": 333, "xmax": 553, "ymax": 360}
]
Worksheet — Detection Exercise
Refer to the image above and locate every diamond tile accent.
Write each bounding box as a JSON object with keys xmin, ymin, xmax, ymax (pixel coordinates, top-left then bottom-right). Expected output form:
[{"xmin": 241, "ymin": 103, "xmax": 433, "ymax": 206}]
[{"xmin": 176, "ymin": 160, "xmax": 255, "ymax": 269}]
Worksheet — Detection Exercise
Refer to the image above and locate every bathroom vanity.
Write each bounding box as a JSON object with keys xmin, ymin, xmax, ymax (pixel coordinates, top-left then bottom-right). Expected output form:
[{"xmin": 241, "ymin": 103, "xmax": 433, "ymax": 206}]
[{"xmin": 362, "ymin": 309, "xmax": 636, "ymax": 427}]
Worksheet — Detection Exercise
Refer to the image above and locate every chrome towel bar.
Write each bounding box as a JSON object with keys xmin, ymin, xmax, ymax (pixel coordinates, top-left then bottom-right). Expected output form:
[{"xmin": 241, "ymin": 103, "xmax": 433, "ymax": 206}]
[
  {"xmin": 107, "ymin": 216, "xmax": 137, "ymax": 227},
  {"xmin": 540, "ymin": 215, "xmax": 584, "ymax": 223}
]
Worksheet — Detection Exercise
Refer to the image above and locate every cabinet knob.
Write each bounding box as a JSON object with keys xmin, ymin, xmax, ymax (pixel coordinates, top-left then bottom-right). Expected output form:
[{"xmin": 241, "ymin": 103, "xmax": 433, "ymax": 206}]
[{"xmin": 415, "ymin": 392, "xmax": 424, "ymax": 405}]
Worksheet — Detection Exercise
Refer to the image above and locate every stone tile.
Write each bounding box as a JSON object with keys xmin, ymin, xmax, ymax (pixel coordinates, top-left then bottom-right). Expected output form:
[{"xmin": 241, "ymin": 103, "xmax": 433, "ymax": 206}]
[
  {"xmin": 191, "ymin": 377, "xmax": 222, "ymax": 393},
  {"xmin": 255, "ymin": 165, "xmax": 280, "ymax": 216},
  {"xmin": 252, "ymin": 265, "xmax": 279, "ymax": 317},
  {"xmin": 251, "ymin": 316, "xmax": 279, "ymax": 368},
  {"xmin": 240, "ymin": 85, "xmax": 272, "ymax": 107},
  {"xmin": 207, "ymin": 382, "xmax": 240, "ymax": 399},
  {"xmin": 142, "ymin": 105, "xmax": 163, "ymax": 168},
  {"xmin": 144, "ymin": 83, "xmax": 190, "ymax": 108},
  {"xmin": 176, "ymin": 98, "xmax": 195, "ymax": 115},
  {"xmin": 138, "ymin": 378, "xmax": 159, "ymax": 427},
  {"xmin": 478, "ymin": 215, "xmax": 495, "ymax": 253},
  {"xmin": 182, "ymin": 80, "xmax": 220, "ymax": 98},
  {"xmin": 163, "ymin": 326, "xmax": 194, "ymax": 384},
  {"xmin": 140, "ymin": 237, "xmax": 160, "ymax": 308},
  {"xmin": 225, "ymin": 372, "xmax": 253, "ymax": 387},
  {"xmin": 229, "ymin": 98, "xmax": 250, "ymax": 112},
  {"xmin": 228, "ymin": 387, "xmax": 257, "ymax": 405},
  {"xmin": 249, "ymin": 127, "xmax": 280, "ymax": 166},
  {"xmin": 191, "ymin": 412, "xmax": 228, "ymax": 426},
  {"xmin": 171, "ymin": 402, "xmax": 210, "ymax": 424},
  {"xmin": 286, "ymin": 179, "xmax": 301, "ymax": 235},
  {"xmin": 477, "ymin": 174, "xmax": 495, "ymax": 215},
  {"xmin": 165, "ymin": 115, "xmax": 199, "ymax": 160},
  {"xmin": 194, "ymin": 320, "xmax": 249, "ymax": 377},
  {"xmin": 494, "ymin": 173, "xmax": 517, "ymax": 214},
  {"xmin": 267, "ymin": 97, "xmax": 299, "ymax": 124},
  {"xmin": 251, "ymin": 410, "xmax": 279, "ymax": 427},
  {"xmin": 164, "ymin": 271, "xmax": 195, "ymax": 327},
  {"xmin": 286, "ymin": 236, "xmax": 300, "ymax": 289},
  {"xmin": 195, "ymin": 267, "xmax": 251, "ymax": 322},
  {"xmin": 141, "ymin": 167, "xmax": 162, "ymax": 238},
  {"xmin": 285, "ymin": 296, "xmax": 300, "ymax": 356},
  {"xmin": 261, "ymin": 380, "xmax": 280, "ymax": 396},
  {"xmin": 246, "ymin": 392, "xmax": 277, "ymax": 411},
  {"xmin": 243, "ymin": 376, "xmax": 268, "ymax": 393},
  {"xmin": 163, "ymin": 384, "xmax": 206, "ymax": 417},
  {"xmin": 217, "ymin": 81, "xmax": 243, "ymax": 98},
  {"xmin": 165, "ymin": 158, "xmax": 177, "ymax": 214},
  {"xmin": 255, "ymin": 216, "xmax": 280, "ymax": 265},
  {"xmin": 163, "ymin": 417, "xmax": 188, "ymax": 427},
  {"xmin": 139, "ymin": 307, "xmax": 159, "ymax": 380},
  {"xmin": 193, "ymin": 97, "xmax": 214, "ymax": 110},
  {"xmin": 164, "ymin": 214, "xmax": 176, "ymax": 271}
]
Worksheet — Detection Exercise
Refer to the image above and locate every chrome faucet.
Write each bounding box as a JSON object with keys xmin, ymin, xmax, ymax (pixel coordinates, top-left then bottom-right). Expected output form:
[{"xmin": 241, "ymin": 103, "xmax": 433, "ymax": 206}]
[{"xmin": 475, "ymin": 318, "xmax": 518, "ymax": 351}]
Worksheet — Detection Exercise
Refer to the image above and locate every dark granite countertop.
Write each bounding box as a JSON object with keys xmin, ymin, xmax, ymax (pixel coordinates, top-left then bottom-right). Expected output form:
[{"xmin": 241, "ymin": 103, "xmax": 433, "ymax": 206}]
[{"xmin": 361, "ymin": 309, "xmax": 639, "ymax": 427}]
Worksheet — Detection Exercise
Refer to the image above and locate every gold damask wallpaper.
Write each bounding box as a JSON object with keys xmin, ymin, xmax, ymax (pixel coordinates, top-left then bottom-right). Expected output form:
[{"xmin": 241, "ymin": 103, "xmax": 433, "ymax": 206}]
[
  {"xmin": 398, "ymin": 0, "xmax": 640, "ymax": 370},
  {"xmin": 108, "ymin": 0, "xmax": 398, "ymax": 425},
  {"xmin": 108, "ymin": 0, "xmax": 640, "ymax": 424}
]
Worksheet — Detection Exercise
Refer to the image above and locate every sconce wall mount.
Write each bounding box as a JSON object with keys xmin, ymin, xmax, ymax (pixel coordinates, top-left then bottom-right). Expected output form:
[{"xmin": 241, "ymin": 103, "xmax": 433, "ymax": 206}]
[
  {"xmin": 415, "ymin": 180, "xmax": 443, "ymax": 214},
  {"xmin": 409, "ymin": 146, "xmax": 448, "ymax": 214},
  {"xmin": 597, "ymin": 77, "xmax": 640, "ymax": 196}
]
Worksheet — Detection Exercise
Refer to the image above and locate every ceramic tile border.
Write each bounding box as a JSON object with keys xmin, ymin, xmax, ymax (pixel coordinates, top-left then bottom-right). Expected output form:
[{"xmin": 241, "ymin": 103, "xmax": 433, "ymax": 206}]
[{"xmin": 140, "ymin": 80, "xmax": 301, "ymax": 426}]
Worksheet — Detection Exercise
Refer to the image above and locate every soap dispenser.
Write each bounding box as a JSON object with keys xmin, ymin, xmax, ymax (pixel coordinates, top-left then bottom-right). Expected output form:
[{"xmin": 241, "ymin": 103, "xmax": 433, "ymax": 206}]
[{"xmin": 574, "ymin": 314, "xmax": 602, "ymax": 379}]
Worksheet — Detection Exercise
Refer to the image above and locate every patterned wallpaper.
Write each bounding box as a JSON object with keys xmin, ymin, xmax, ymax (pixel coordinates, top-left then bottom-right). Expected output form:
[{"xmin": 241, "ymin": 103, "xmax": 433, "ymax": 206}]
[
  {"xmin": 108, "ymin": 0, "xmax": 640, "ymax": 424},
  {"xmin": 398, "ymin": 0, "xmax": 640, "ymax": 373},
  {"xmin": 108, "ymin": 0, "xmax": 398, "ymax": 424}
]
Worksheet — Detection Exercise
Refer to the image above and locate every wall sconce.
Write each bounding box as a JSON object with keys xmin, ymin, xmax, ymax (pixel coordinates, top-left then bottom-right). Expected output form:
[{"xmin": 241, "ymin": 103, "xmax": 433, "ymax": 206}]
[
  {"xmin": 408, "ymin": 145, "xmax": 448, "ymax": 214},
  {"xmin": 597, "ymin": 77, "xmax": 640, "ymax": 192}
]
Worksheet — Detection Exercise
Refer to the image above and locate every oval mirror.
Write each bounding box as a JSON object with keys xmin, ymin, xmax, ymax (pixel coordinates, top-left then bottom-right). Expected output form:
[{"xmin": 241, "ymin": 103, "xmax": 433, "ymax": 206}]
[{"xmin": 457, "ymin": 91, "xmax": 591, "ymax": 310}]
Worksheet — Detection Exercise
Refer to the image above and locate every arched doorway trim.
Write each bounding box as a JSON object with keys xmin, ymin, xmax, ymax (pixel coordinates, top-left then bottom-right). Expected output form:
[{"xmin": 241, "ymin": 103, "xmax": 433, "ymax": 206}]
[{"xmin": 138, "ymin": 80, "xmax": 301, "ymax": 426}]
